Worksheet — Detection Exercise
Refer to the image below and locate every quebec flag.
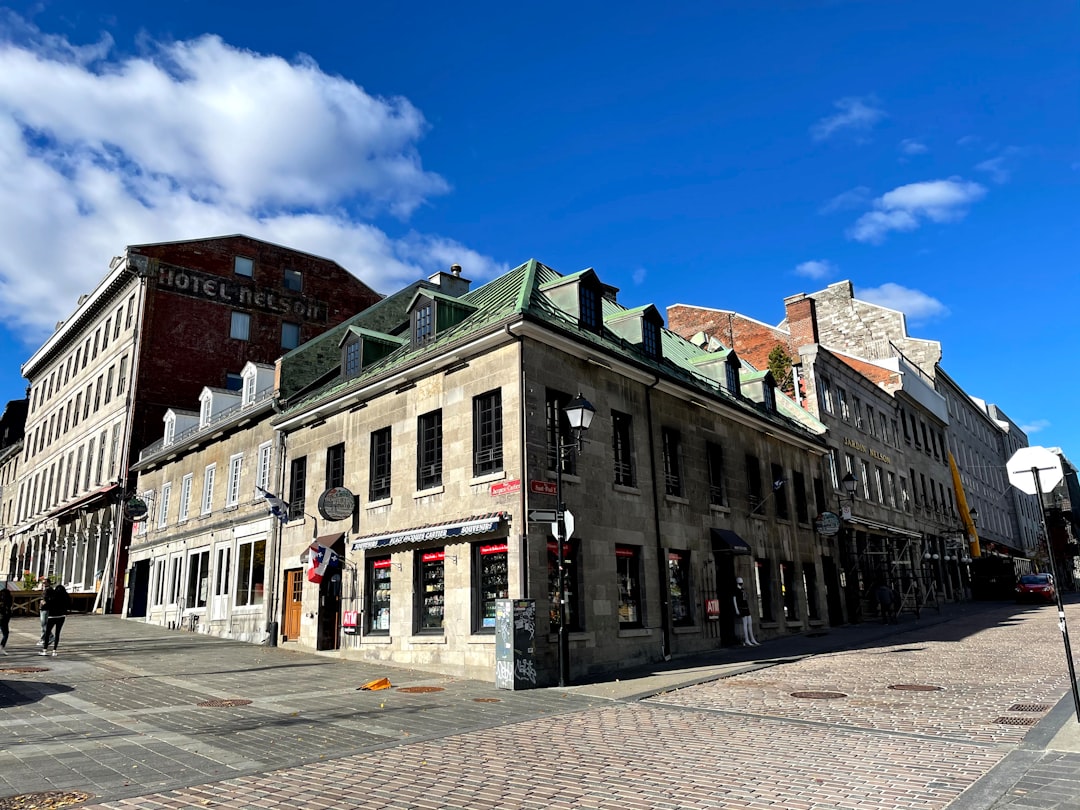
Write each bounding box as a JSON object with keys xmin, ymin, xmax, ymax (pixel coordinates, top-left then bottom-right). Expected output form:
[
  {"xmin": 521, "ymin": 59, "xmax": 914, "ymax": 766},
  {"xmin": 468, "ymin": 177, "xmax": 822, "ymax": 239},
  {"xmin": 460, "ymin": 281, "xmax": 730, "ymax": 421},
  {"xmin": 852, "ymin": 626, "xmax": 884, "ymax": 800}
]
[
  {"xmin": 307, "ymin": 542, "xmax": 340, "ymax": 584},
  {"xmin": 256, "ymin": 486, "xmax": 289, "ymax": 523}
]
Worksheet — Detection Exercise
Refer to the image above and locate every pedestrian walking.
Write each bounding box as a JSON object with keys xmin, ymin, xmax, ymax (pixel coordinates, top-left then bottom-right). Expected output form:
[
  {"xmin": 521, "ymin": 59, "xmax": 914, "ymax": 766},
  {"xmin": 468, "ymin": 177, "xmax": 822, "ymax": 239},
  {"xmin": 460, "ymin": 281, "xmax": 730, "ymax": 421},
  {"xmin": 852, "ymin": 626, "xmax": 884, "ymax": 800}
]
[
  {"xmin": 875, "ymin": 581, "xmax": 896, "ymax": 624},
  {"xmin": 733, "ymin": 577, "xmax": 759, "ymax": 646},
  {"xmin": 39, "ymin": 583, "xmax": 69, "ymax": 657},
  {"xmin": 37, "ymin": 582, "xmax": 52, "ymax": 647},
  {"xmin": 0, "ymin": 583, "xmax": 12, "ymax": 654}
]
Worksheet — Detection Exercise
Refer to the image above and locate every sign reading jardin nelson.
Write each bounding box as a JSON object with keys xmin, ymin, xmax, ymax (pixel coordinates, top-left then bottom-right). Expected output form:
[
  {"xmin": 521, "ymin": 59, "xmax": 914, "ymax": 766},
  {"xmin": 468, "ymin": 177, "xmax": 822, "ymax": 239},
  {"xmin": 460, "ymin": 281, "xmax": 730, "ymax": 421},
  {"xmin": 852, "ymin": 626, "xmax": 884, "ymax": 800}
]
[{"xmin": 156, "ymin": 263, "xmax": 329, "ymax": 323}]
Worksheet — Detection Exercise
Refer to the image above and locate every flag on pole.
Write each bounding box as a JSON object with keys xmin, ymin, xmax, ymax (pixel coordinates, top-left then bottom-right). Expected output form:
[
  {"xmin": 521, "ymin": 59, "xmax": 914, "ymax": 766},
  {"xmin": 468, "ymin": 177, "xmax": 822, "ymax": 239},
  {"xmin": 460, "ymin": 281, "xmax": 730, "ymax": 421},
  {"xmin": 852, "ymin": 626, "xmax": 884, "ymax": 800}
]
[
  {"xmin": 773, "ymin": 478, "xmax": 785, "ymax": 491},
  {"xmin": 256, "ymin": 486, "xmax": 290, "ymax": 523},
  {"xmin": 306, "ymin": 541, "xmax": 340, "ymax": 584}
]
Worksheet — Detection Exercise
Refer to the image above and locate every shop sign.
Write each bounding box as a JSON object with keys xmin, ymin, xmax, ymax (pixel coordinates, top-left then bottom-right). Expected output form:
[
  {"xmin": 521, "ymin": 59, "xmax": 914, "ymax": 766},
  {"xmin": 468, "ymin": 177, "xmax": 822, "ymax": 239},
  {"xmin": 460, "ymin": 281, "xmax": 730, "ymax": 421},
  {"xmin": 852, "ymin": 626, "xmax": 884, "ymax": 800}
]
[
  {"xmin": 480, "ymin": 543, "xmax": 509, "ymax": 555},
  {"xmin": 124, "ymin": 497, "xmax": 149, "ymax": 521},
  {"xmin": 815, "ymin": 511, "xmax": 841, "ymax": 537},
  {"xmin": 318, "ymin": 487, "xmax": 356, "ymax": 521},
  {"xmin": 342, "ymin": 610, "xmax": 359, "ymax": 634},
  {"xmin": 490, "ymin": 479, "xmax": 521, "ymax": 497},
  {"xmin": 705, "ymin": 598, "xmax": 721, "ymax": 620},
  {"xmin": 352, "ymin": 515, "xmax": 503, "ymax": 551},
  {"xmin": 529, "ymin": 480, "xmax": 557, "ymax": 496}
]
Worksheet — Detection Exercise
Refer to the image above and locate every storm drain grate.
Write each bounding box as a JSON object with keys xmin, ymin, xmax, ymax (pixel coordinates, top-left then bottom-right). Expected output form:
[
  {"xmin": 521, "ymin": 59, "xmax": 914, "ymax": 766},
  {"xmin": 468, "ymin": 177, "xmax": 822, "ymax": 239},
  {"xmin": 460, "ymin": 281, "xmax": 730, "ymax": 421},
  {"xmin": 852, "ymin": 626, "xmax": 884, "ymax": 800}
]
[
  {"xmin": 993, "ymin": 716, "xmax": 1039, "ymax": 726},
  {"xmin": 791, "ymin": 690, "xmax": 847, "ymax": 700},
  {"xmin": 0, "ymin": 790, "xmax": 93, "ymax": 809},
  {"xmin": 473, "ymin": 697, "xmax": 501, "ymax": 703},
  {"xmin": 1008, "ymin": 703, "xmax": 1050, "ymax": 713},
  {"xmin": 0, "ymin": 667, "xmax": 49, "ymax": 675},
  {"xmin": 397, "ymin": 686, "xmax": 445, "ymax": 694},
  {"xmin": 888, "ymin": 684, "xmax": 944, "ymax": 692},
  {"xmin": 196, "ymin": 698, "xmax": 252, "ymax": 708}
]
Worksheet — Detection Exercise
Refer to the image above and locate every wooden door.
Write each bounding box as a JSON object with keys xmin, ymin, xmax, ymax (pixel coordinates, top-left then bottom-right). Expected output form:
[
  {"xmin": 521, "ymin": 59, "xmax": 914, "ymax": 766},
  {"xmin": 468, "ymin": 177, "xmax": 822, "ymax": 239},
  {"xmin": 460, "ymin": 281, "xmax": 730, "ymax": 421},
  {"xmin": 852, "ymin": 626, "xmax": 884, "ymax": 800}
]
[{"xmin": 282, "ymin": 569, "xmax": 303, "ymax": 641}]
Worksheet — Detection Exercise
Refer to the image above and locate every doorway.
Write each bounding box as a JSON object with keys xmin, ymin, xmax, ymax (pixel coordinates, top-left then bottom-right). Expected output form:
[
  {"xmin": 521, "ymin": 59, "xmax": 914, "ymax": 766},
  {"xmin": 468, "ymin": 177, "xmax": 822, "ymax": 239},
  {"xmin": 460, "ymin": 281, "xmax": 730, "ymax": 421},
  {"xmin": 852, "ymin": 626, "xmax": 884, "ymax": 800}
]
[
  {"xmin": 126, "ymin": 559, "xmax": 150, "ymax": 618},
  {"xmin": 282, "ymin": 569, "xmax": 303, "ymax": 642}
]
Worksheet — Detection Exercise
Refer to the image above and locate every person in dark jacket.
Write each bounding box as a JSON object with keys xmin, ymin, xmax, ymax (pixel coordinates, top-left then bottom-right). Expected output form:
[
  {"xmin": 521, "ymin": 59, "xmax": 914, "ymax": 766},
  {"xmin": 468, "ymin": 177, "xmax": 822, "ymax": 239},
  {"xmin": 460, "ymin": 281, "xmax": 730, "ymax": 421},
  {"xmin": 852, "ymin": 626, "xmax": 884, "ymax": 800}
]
[
  {"xmin": 39, "ymin": 583, "xmax": 70, "ymax": 657},
  {"xmin": 0, "ymin": 584, "xmax": 12, "ymax": 654}
]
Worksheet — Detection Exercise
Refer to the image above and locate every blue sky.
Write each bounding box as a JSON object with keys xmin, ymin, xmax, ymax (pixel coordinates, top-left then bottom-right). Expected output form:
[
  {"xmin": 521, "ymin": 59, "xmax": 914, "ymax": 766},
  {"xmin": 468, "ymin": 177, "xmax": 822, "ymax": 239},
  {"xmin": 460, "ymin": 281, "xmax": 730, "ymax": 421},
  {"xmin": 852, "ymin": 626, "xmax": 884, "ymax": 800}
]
[{"xmin": 0, "ymin": 1, "xmax": 1077, "ymax": 463}]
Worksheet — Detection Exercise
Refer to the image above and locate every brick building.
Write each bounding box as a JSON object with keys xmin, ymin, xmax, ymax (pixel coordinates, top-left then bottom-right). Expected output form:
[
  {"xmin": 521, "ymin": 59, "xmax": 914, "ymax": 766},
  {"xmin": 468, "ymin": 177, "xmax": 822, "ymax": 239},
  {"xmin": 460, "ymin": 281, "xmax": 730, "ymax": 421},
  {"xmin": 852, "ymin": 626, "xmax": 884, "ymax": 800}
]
[{"xmin": 5, "ymin": 235, "xmax": 380, "ymax": 612}]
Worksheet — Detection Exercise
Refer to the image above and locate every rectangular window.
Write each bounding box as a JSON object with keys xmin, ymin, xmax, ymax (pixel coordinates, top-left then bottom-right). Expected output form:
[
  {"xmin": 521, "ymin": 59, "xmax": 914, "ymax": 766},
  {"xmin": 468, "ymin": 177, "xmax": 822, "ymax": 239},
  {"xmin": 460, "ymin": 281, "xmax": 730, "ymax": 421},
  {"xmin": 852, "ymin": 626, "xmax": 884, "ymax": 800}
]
[
  {"xmin": 234, "ymin": 256, "xmax": 254, "ymax": 276},
  {"xmin": 226, "ymin": 373, "xmax": 243, "ymax": 392},
  {"xmin": 545, "ymin": 389, "xmax": 576, "ymax": 475},
  {"xmin": 662, "ymin": 427, "xmax": 683, "ymax": 497},
  {"xmin": 706, "ymin": 442, "xmax": 727, "ymax": 507},
  {"xmin": 256, "ymin": 442, "xmax": 273, "ymax": 493},
  {"xmin": 201, "ymin": 465, "xmax": 216, "ymax": 514},
  {"xmin": 117, "ymin": 355, "xmax": 128, "ymax": 396},
  {"xmin": 860, "ymin": 460, "xmax": 871, "ymax": 502},
  {"xmin": 901, "ymin": 475, "xmax": 911, "ymax": 511},
  {"xmin": 283, "ymin": 268, "xmax": 303, "ymax": 291},
  {"xmin": 755, "ymin": 559, "xmax": 774, "ymax": 622},
  {"xmin": 547, "ymin": 538, "xmax": 582, "ymax": 631},
  {"xmin": 226, "ymin": 453, "xmax": 243, "ymax": 507},
  {"xmin": 475, "ymin": 541, "xmax": 509, "ymax": 632},
  {"xmin": 104, "ymin": 366, "xmax": 114, "ymax": 404},
  {"xmin": 746, "ymin": 453, "xmax": 763, "ymax": 513},
  {"xmin": 414, "ymin": 304, "xmax": 433, "ymax": 344},
  {"xmin": 369, "ymin": 427, "xmax": 391, "ymax": 501},
  {"xmin": 616, "ymin": 545, "xmax": 643, "ymax": 628},
  {"xmin": 366, "ymin": 556, "xmax": 392, "ymax": 634},
  {"xmin": 230, "ymin": 311, "xmax": 251, "ymax": 341},
  {"xmin": 579, "ymin": 285, "xmax": 600, "ymax": 331},
  {"xmin": 243, "ymin": 372, "xmax": 256, "ymax": 405},
  {"xmin": 771, "ymin": 463, "xmax": 789, "ymax": 519},
  {"xmin": 114, "ymin": 308, "xmax": 122, "ymax": 338},
  {"xmin": 186, "ymin": 550, "xmax": 210, "ymax": 609},
  {"xmin": 289, "ymin": 457, "xmax": 307, "ymax": 518},
  {"xmin": 472, "ymin": 389, "xmax": 504, "ymax": 476},
  {"xmin": 318, "ymin": 443, "xmax": 344, "ymax": 494},
  {"xmin": 417, "ymin": 410, "xmax": 443, "ymax": 490},
  {"xmin": 344, "ymin": 340, "xmax": 361, "ymax": 377},
  {"xmin": 95, "ymin": 429, "xmax": 107, "ymax": 484},
  {"xmin": 158, "ymin": 482, "xmax": 171, "ymax": 528},
  {"xmin": 820, "ymin": 377, "xmax": 833, "ymax": 413},
  {"xmin": 837, "ymin": 387, "xmax": 851, "ymax": 421},
  {"xmin": 416, "ymin": 549, "xmax": 445, "ymax": 633},
  {"xmin": 93, "ymin": 375, "xmax": 102, "ymax": 411},
  {"xmin": 887, "ymin": 471, "xmax": 898, "ymax": 508},
  {"xmin": 152, "ymin": 558, "xmax": 166, "ymax": 607},
  {"xmin": 853, "ymin": 397, "xmax": 864, "ymax": 430},
  {"xmin": 874, "ymin": 466, "xmax": 885, "ymax": 504},
  {"xmin": 84, "ymin": 438, "xmax": 95, "ymax": 490},
  {"xmin": 794, "ymin": 470, "xmax": 809, "ymax": 523},
  {"xmin": 612, "ymin": 410, "xmax": 635, "ymax": 487},
  {"xmin": 179, "ymin": 473, "xmax": 193, "ymax": 521},
  {"xmin": 109, "ymin": 424, "xmax": 121, "ymax": 479},
  {"xmin": 668, "ymin": 550, "xmax": 693, "ymax": 627},
  {"xmin": 103, "ymin": 319, "xmax": 110, "ymax": 350},
  {"xmin": 168, "ymin": 555, "xmax": 183, "ymax": 605},
  {"xmin": 235, "ymin": 538, "xmax": 266, "ymax": 606},
  {"xmin": 780, "ymin": 561, "xmax": 798, "ymax": 620},
  {"xmin": 803, "ymin": 563, "xmax": 820, "ymax": 620},
  {"xmin": 281, "ymin": 322, "xmax": 301, "ymax": 350}
]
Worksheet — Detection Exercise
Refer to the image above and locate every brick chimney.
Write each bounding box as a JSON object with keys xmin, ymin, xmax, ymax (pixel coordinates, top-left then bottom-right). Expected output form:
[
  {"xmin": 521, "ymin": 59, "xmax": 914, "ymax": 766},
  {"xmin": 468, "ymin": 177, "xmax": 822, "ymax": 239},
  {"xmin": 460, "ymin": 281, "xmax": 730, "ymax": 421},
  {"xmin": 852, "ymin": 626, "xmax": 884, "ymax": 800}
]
[{"xmin": 784, "ymin": 293, "xmax": 818, "ymax": 351}]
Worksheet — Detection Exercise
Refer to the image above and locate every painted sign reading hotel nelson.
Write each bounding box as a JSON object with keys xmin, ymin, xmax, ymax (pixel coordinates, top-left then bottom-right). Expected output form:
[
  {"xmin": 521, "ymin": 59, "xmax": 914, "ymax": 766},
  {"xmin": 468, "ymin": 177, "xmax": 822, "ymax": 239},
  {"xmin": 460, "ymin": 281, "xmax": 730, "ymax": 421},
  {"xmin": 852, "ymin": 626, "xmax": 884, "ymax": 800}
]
[{"xmin": 156, "ymin": 263, "xmax": 329, "ymax": 323}]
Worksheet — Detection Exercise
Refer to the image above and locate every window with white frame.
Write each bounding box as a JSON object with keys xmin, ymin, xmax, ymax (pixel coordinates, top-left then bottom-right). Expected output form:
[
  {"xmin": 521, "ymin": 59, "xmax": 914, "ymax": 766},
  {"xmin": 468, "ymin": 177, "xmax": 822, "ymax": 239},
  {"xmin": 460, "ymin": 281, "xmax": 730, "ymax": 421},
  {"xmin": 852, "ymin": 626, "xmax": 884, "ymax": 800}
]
[
  {"xmin": 201, "ymin": 464, "xmax": 216, "ymax": 514},
  {"xmin": 164, "ymin": 414, "xmax": 176, "ymax": 445},
  {"xmin": 168, "ymin": 554, "xmax": 183, "ymax": 606},
  {"xmin": 226, "ymin": 454, "xmax": 243, "ymax": 507},
  {"xmin": 152, "ymin": 558, "xmax": 166, "ymax": 606},
  {"xmin": 242, "ymin": 372, "xmax": 256, "ymax": 406},
  {"xmin": 186, "ymin": 550, "xmax": 210, "ymax": 609},
  {"xmin": 235, "ymin": 537, "xmax": 266, "ymax": 607},
  {"xmin": 179, "ymin": 473, "xmax": 193, "ymax": 521},
  {"xmin": 256, "ymin": 442, "xmax": 272, "ymax": 493},
  {"xmin": 199, "ymin": 396, "xmax": 211, "ymax": 427},
  {"xmin": 158, "ymin": 482, "xmax": 171, "ymax": 528}
]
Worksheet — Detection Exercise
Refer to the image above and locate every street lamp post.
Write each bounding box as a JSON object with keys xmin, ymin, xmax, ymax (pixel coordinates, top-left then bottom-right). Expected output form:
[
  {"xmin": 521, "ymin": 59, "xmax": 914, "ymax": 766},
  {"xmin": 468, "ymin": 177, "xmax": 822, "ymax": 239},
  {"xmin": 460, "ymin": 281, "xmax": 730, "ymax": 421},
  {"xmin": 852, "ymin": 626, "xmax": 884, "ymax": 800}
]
[
  {"xmin": 839, "ymin": 473, "xmax": 859, "ymax": 621},
  {"xmin": 554, "ymin": 393, "xmax": 595, "ymax": 688}
]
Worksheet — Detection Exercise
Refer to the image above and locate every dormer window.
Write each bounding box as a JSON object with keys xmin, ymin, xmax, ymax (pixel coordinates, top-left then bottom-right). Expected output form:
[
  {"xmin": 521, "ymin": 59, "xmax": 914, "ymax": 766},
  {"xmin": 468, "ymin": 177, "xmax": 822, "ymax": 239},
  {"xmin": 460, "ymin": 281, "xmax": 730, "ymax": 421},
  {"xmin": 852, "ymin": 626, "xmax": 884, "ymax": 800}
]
[
  {"xmin": 344, "ymin": 340, "xmax": 361, "ymax": 377},
  {"xmin": 580, "ymin": 285, "xmax": 601, "ymax": 332},
  {"xmin": 763, "ymin": 384, "xmax": 776, "ymax": 411},
  {"xmin": 725, "ymin": 363, "xmax": 740, "ymax": 395},
  {"xmin": 242, "ymin": 371, "xmax": 256, "ymax": 407},
  {"xmin": 199, "ymin": 396, "xmax": 212, "ymax": 427},
  {"xmin": 641, "ymin": 319, "xmax": 660, "ymax": 358},
  {"xmin": 164, "ymin": 415, "xmax": 175, "ymax": 445},
  {"xmin": 415, "ymin": 304, "xmax": 433, "ymax": 345}
]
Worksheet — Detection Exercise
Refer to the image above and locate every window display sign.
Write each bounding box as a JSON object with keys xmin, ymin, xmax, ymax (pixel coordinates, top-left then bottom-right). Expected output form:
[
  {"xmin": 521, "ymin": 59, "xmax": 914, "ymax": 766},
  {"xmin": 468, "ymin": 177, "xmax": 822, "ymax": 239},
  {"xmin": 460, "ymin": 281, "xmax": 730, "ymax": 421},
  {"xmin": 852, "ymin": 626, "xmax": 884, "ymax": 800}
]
[
  {"xmin": 419, "ymin": 550, "xmax": 445, "ymax": 632},
  {"xmin": 478, "ymin": 542, "xmax": 509, "ymax": 629},
  {"xmin": 367, "ymin": 557, "xmax": 391, "ymax": 633}
]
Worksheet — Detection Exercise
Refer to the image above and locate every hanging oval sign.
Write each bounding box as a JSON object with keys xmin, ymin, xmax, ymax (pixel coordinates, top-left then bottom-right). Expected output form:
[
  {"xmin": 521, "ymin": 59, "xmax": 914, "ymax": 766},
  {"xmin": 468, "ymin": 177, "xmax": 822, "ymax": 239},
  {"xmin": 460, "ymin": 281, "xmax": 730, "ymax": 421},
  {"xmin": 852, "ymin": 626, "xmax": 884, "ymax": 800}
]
[
  {"xmin": 318, "ymin": 487, "xmax": 356, "ymax": 522},
  {"xmin": 124, "ymin": 497, "xmax": 149, "ymax": 521},
  {"xmin": 815, "ymin": 511, "xmax": 841, "ymax": 537}
]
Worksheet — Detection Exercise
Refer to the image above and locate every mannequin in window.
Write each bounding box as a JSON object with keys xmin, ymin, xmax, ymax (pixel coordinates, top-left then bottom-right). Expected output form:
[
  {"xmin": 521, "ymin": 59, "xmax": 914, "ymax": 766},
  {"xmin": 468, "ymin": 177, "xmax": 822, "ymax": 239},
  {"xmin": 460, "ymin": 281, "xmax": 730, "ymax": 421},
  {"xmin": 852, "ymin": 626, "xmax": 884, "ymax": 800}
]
[{"xmin": 733, "ymin": 577, "xmax": 759, "ymax": 646}]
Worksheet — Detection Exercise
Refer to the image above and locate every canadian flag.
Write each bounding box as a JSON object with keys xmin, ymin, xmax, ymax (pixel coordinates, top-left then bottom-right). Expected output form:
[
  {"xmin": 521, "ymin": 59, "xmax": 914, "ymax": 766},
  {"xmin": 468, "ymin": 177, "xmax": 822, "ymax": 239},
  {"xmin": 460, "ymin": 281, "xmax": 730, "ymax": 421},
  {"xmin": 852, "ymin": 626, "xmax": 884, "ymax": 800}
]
[{"xmin": 306, "ymin": 542, "xmax": 339, "ymax": 584}]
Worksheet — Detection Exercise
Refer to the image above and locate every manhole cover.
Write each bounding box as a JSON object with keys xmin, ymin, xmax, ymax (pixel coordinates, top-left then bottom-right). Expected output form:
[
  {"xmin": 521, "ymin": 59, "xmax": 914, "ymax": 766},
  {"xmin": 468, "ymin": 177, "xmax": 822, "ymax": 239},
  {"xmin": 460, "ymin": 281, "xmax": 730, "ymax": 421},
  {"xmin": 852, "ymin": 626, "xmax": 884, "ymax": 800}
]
[
  {"xmin": 473, "ymin": 697, "xmax": 501, "ymax": 703},
  {"xmin": 196, "ymin": 698, "xmax": 252, "ymax": 708},
  {"xmin": 994, "ymin": 716, "xmax": 1038, "ymax": 726},
  {"xmin": 888, "ymin": 684, "xmax": 944, "ymax": 692},
  {"xmin": 1008, "ymin": 703, "xmax": 1050, "ymax": 713},
  {"xmin": 790, "ymin": 690, "xmax": 847, "ymax": 700},
  {"xmin": 0, "ymin": 667, "xmax": 49, "ymax": 674},
  {"xmin": 0, "ymin": 790, "xmax": 93, "ymax": 809},
  {"xmin": 397, "ymin": 686, "xmax": 445, "ymax": 694}
]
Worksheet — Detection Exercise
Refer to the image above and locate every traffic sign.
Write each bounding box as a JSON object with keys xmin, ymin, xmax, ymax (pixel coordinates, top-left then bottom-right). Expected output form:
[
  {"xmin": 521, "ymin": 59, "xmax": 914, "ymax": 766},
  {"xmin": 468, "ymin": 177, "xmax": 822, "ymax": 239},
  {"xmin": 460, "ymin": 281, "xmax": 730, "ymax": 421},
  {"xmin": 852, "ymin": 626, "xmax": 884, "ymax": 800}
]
[
  {"xmin": 563, "ymin": 509, "xmax": 575, "ymax": 540},
  {"xmin": 528, "ymin": 509, "xmax": 558, "ymax": 523},
  {"xmin": 1006, "ymin": 446, "xmax": 1063, "ymax": 495}
]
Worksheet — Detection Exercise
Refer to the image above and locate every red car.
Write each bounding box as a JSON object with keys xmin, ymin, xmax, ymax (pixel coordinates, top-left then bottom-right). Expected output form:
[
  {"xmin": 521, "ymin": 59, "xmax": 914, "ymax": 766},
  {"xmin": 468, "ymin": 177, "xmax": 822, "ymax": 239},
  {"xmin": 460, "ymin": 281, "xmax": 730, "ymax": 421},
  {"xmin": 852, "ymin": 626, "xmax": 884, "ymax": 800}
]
[{"xmin": 1016, "ymin": 573, "xmax": 1056, "ymax": 604}]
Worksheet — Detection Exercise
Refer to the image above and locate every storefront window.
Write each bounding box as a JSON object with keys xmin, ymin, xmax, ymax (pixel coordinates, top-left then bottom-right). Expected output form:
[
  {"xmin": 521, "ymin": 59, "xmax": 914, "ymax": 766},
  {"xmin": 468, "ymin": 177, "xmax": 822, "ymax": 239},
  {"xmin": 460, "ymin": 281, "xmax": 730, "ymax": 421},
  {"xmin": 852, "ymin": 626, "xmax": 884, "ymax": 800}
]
[
  {"xmin": 616, "ymin": 545, "xmax": 642, "ymax": 628},
  {"xmin": 668, "ymin": 550, "xmax": 692, "ymax": 627},
  {"xmin": 417, "ymin": 549, "xmax": 445, "ymax": 633},
  {"xmin": 367, "ymin": 556, "xmax": 392, "ymax": 634},
  {"xmin": 547, "ymin": 539, "xmax": 582, "ymax": 632},
  {"xmin": 474, "ymin": 542, "xmax": 508, "ymax": 632},
  {"xmin": 755, "ymin": 558, "xmax": 774, "ymax": 622},
  {"xmin": 780, "ymin": 561, "xmax": 798, "ymax": 620}
]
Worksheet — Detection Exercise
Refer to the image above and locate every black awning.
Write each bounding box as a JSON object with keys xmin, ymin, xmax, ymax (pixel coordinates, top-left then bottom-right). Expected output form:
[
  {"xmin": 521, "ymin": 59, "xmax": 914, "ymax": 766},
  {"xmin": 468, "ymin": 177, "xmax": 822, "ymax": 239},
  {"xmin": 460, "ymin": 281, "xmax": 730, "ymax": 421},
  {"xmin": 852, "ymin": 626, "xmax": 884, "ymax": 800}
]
[{"xmin": 710, "ymin": 528, "xmax": 752, "ymax": 555}]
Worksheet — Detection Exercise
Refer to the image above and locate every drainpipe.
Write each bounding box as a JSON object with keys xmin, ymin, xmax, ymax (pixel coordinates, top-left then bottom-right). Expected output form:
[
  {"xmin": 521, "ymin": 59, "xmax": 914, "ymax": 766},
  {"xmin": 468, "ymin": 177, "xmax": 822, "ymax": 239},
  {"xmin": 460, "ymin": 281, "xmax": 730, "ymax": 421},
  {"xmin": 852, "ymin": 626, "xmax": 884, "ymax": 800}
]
[
  {"xmin": 505, "ymin": 324, "xmax": 528, "ymax": 597},
  {"xmin": 644, "ymin": 377, "xmax": 671, "ymax": 660},
  {"xmin": 265, "ymin": 422, "xmax": 288, "ymax": 646}
]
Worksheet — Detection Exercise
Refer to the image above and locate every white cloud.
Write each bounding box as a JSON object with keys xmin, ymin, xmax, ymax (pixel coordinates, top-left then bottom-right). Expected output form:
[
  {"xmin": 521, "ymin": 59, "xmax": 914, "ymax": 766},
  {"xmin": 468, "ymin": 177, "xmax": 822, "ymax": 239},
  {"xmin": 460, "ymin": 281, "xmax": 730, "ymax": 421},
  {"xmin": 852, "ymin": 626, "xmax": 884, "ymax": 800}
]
[
  {"xmin": 0, "ymin": 20, "xmax": 505, "ymax": 342},
  {"xmin": 899, "ymin": 138, "xmax": 928, "ymax": 155},
  {"xmin": 819, "ymin": 186, "xmax": 872, "ymax": 214},
  {"xmin": 847, "ymin": 178, "xmax": 986, "ymax": 244},
  {"xmin": 810, "ymin": 96, "xmax": 886, "ymax": 141},
  {"xmin": 855, "ymin": 283, "xmax": 949, "ymax": 323},
  {"xmin": 632, "ymin": 267, "xmax": 647, "ymax": 285},
  {"xmin": 795, "ymin": 259, "xmax": 837, "ymax": 280},
  {"xmin": 1021, "ymin": 419, "xmax": 1051, "ymax": 435},
  {"xmin": 975, "ymin": 157, "xmax": 1010, "ymax": 183}
]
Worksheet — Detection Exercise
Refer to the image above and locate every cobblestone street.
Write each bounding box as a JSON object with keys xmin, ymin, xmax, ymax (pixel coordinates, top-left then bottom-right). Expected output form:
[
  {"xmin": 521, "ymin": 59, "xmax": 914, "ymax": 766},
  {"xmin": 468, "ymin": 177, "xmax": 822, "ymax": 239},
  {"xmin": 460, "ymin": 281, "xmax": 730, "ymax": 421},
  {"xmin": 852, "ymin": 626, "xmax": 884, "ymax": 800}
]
[{"xmin": 2, "ymin": 600, "xmax": 1079, "ymax": 809}]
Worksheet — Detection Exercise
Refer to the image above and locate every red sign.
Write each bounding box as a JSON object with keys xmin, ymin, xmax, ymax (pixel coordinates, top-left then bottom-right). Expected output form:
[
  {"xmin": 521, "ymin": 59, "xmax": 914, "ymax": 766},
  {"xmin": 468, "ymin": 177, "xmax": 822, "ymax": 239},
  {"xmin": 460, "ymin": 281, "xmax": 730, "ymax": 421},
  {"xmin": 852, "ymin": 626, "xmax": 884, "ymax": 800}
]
[
  {"xmin": 490, "ymin": 479, "xmax": 521, "ymax": 497},
  {"xmin": 480, "ymin": 543, "xmax": 508, "ymax": 555},
  {"xmin": 530, "ymin": 480, "xmax": 557, "ymax": 496},
  {"xmin": 372, "ymin": 558, "xmax": 392, "ymax": 570},
  {"xmin": 342, "ymin": 610, "xmax": 358, "ymax": 633},
  {"xmin": 421, "ymin": 550, "xmax": 445, "ymax": 563},
  {"xmin": 705, "ymin": 599, "xmax": 720, "ymax": 620}
]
